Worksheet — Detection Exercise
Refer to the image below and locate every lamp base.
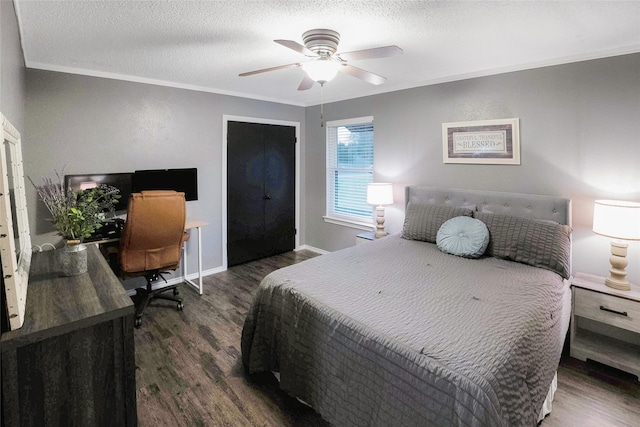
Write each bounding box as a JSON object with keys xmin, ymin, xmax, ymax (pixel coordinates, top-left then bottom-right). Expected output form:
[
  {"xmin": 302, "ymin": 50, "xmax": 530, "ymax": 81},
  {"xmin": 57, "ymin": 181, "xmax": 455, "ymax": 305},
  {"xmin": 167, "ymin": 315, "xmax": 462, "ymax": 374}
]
[
  {"xmin": 605, "ymin": 240, "xmax": 631, "ymax": 291},
  {"xmin": 605, "ymin": 277, "xmax": 631, "ymax": 291},
  {"xmin": 374, "ymin": 206, "xmax": 387, "ymax": 239}
]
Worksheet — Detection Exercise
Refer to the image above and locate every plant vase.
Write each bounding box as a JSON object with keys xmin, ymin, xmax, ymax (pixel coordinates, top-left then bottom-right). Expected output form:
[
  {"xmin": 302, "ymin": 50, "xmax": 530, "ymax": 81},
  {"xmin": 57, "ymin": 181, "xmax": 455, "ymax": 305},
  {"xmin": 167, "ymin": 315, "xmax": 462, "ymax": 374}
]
[{"xmin": 60, "ymin": 240, "xmax": 88, "ymax": 276}]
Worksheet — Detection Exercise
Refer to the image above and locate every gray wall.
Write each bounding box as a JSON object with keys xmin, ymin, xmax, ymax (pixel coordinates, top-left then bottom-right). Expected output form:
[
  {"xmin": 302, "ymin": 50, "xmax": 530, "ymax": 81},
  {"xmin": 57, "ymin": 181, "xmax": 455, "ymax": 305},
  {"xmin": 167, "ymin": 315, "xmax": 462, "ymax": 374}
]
[
  {"xmin": 24, "ymin": 69, "xmax": 305, "ymax": 287},
  {"xmin": 1, "ymin": 0, "xmax": 25, "ymax": 129},
  {"xmin": 16, "ymin": 45, "xmax": 640, "ymax": 286},
  {"xmin": 305, "ymin": 54, "xmax": 640, "ymax": 284}
]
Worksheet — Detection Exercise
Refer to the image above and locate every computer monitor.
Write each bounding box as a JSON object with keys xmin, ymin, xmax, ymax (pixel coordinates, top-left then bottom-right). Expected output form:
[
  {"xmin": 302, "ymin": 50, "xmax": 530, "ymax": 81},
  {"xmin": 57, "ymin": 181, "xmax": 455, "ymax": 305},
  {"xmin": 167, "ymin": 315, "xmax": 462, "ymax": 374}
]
[
  {"xmin": 64, "ymin": 172, "xmax": 133, "ymax": 212},
  {"xmin": 132, "ymin": 168, "xmax": 198, "ymax": 201}
]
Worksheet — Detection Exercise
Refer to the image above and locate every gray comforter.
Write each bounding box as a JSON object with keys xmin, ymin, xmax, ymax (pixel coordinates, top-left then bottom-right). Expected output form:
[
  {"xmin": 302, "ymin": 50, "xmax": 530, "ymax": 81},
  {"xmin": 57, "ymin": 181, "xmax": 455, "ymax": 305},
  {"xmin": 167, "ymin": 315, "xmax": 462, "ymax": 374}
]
[{"xmin": 242, "ymin": 234, "xmax": 571, "ymax": 426}]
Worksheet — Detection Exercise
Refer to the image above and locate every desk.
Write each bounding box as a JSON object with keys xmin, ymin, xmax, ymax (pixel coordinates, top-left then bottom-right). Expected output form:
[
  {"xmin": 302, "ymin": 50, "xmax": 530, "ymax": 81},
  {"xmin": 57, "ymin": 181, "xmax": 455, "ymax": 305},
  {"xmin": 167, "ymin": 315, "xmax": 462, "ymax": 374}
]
[
  {"xmin": 183, "ymin": 219, "xmax": 208, "ymax": 295},
  {"xmin": 0, "ymin": 245, "xmax": 137, "ymax": 426},
  {"xmin": 92, "ymin": 218, "xmax": 208, "ymax": 295}
]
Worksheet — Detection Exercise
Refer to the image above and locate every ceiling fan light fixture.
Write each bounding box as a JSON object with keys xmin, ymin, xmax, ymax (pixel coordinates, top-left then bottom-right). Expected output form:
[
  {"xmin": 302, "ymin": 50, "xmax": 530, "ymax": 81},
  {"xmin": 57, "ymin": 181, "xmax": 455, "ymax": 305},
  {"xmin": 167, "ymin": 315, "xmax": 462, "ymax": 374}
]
[
  {"xmin": 302, "ymin": 59, "xmax": 340, "ymax": 84},
  {"xmin": 240, "ymin": 28, "xmax": 401, "ymax": 90}
]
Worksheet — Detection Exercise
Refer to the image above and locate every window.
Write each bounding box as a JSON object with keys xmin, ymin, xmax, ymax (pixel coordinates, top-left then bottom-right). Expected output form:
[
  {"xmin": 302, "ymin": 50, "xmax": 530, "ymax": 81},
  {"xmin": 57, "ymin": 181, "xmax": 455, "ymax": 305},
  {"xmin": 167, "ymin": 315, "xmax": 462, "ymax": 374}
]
[{"xmin": 325, "ymin": 116, "xmax": 374, "ymax": 228}]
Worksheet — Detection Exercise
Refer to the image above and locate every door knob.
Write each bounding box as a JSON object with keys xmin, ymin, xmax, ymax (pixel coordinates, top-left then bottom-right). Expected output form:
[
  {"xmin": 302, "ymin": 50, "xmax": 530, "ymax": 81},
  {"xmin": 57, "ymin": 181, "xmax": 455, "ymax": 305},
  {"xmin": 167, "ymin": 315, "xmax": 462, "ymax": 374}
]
[{"xmin": 264, "ymin": 195, "xmax": 272, "ymax": 200}]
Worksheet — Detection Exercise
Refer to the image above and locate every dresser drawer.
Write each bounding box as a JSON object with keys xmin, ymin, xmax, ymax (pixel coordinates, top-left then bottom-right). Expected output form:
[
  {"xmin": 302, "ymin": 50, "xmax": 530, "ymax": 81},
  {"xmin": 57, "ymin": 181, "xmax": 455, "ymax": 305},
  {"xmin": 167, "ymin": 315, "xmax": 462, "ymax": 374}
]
[{"xmin": 574, "ymin": 287, "xmax": 640, "ymax": 334}]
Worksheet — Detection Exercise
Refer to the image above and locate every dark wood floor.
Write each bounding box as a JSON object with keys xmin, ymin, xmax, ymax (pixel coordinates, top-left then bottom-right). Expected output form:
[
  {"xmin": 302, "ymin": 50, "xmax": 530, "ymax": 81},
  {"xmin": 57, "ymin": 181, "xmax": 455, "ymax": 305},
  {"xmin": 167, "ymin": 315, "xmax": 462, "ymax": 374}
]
[{"xmin": 134, "ymin": 250, "xmax": 640, "ymax": 426}]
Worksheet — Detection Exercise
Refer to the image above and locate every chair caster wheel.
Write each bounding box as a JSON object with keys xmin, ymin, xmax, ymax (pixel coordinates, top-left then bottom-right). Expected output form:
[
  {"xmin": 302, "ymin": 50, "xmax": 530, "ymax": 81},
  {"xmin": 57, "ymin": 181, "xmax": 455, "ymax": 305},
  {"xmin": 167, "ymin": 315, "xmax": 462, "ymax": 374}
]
[
  {"xmin": 177, "ymin": 302, "xmax": 184, "ymax": 311},
  {"xmin": 173, "ymin": 288, "xmax": 179, "ymax": 296},
  {"xmin": 134, "ymin": 317, "xmax": 142, "ymax": 328}
]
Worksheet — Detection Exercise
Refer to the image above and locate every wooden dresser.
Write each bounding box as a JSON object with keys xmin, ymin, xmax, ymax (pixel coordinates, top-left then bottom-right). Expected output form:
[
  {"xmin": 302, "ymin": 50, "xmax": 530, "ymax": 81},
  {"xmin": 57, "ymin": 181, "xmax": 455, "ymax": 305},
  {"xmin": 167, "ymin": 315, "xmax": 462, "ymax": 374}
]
[{"xmin": 1, "ymin": 245, "xmax": 137, "ymax": 426}]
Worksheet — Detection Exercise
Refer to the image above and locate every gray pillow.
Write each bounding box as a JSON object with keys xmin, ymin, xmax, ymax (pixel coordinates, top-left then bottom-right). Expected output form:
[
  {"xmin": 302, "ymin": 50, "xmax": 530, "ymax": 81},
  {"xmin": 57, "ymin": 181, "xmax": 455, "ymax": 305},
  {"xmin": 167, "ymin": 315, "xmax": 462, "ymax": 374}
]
[
  {"xmin": 474, "ymin": 212, "xmax": 572, "ymax": 279},
  {"xmin": 402, "ymin": 203, "xmax": 474, "ymax": 243}
]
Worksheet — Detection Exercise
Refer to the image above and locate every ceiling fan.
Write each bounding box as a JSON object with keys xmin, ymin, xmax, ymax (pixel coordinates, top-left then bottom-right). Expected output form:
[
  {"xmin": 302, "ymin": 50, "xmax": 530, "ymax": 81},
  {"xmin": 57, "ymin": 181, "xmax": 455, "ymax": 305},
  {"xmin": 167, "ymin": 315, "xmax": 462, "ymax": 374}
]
[{"xmin": 239, "ymin": 29, "xmax": 403, "ymax": 90}]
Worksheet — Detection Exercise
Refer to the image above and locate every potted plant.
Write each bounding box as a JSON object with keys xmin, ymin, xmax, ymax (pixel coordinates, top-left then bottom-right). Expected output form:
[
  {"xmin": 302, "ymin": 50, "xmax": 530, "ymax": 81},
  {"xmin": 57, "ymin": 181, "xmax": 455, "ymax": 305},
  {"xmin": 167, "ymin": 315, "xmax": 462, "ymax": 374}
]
[{"xmin": 31, "ymin": 171, "xmax": 121, "ymax": 275}]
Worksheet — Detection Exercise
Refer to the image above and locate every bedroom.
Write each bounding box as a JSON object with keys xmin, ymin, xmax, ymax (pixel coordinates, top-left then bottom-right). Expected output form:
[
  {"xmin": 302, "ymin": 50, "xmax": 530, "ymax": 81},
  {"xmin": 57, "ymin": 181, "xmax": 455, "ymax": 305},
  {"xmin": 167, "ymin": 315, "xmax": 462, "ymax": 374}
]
[{"xmin": 1, "ymin": 0, "xmax": 639, "ymax": 426}]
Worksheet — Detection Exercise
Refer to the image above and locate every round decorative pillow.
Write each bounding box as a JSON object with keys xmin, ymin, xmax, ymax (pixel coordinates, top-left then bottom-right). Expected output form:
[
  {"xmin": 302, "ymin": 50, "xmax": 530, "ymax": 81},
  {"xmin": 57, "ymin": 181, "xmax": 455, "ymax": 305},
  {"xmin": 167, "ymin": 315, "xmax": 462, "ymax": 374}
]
[{"xmin": 436, "ymin": 216, "xmax": 490, "ymax": 258}]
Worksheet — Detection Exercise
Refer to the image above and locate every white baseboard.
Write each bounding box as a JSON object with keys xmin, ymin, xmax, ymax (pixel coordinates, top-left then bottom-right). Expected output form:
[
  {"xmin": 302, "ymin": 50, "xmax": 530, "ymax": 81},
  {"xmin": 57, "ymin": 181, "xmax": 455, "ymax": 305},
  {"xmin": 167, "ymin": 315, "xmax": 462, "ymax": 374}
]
[
  {"xmin": 125, "ymin": 265, "xmax": 226, "ymax": 296},
  {"xmin": 123, "ymin": 250, "xmax": 330, "ymax": 297},
  {"xmin": 196, "ymin": 265, "xmax": 227, "ymax": 278},
  {"xmin": 297, "ymin": 245, "xmax": 329, "ymax": 255}
]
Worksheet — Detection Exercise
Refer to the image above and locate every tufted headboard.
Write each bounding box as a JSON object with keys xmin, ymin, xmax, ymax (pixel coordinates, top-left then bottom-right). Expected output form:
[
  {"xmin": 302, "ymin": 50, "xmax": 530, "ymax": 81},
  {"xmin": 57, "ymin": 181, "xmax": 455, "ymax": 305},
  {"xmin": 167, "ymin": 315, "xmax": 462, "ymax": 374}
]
[{"xmin": 405, "ymin": 186, "xmax": 571, "ymax": 226}]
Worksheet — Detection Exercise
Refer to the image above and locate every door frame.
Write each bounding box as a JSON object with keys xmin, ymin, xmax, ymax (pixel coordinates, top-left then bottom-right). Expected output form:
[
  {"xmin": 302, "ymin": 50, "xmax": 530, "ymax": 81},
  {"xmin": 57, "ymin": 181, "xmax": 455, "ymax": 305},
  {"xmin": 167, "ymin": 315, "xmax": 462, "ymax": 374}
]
[{"xmin": 222, "ymin": 115, "xmax": 300, "ymax": 269}]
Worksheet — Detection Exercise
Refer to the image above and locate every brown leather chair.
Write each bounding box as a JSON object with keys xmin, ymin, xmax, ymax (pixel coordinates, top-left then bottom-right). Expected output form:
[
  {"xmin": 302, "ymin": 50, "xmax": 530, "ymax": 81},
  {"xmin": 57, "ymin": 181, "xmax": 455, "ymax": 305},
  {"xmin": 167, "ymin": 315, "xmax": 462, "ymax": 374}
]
[{"xmin": 119, "ymin": 190, "xmax": 189, "ymax": 327}]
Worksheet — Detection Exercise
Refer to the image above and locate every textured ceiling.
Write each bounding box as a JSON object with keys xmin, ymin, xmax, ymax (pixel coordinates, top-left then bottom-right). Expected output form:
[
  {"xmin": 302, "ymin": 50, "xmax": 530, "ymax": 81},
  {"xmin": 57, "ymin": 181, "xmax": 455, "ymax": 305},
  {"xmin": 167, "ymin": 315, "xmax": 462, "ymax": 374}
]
[{"xmin": 14, "ymin": 0, "xmax": 640, "ymax": 106}]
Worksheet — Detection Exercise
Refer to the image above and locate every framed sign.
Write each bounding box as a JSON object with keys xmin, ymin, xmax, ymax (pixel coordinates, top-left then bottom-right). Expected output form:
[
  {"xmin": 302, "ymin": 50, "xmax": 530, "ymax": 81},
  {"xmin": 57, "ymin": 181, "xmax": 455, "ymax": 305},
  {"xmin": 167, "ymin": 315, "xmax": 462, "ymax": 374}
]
[{"xmin": 442, "ymin": 118, "xmax": 520, "ymax": 164}]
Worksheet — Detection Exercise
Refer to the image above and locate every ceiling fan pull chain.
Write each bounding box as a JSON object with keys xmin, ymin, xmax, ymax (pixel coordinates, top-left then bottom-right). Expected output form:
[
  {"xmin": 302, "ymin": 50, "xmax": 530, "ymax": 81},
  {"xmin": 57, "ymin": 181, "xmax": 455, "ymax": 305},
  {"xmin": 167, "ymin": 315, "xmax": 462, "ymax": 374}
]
[{"xmin": 320, "ymin": 82, "xmax": 325, "ymax": 127}]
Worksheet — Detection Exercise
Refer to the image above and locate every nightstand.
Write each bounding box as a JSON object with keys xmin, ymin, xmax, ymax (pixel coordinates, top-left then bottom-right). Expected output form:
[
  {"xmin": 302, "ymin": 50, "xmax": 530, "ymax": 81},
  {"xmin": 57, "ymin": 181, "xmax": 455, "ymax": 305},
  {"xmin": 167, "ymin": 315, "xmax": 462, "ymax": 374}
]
[
  {"xmin": 356, "ymin": 232, "xmax": 375, "ymax": 245},
  {"xmin": 570, "ymin": 272, "xmax": 640, "ymax": 380}
]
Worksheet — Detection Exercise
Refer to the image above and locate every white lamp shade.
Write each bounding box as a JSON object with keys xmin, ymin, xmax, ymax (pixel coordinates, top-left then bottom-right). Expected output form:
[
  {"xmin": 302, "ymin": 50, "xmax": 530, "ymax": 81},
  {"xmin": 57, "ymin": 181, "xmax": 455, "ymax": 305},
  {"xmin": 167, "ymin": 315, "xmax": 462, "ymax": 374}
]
[
  {"xmin": 367, "ymin": 183, "xmax": 393, "ymax": 206},
  {"xmin": 301, "ymin": 58, "xmax": 340, "ymax": 83},
  {"xmin": 593, "ymin": 199, "xmax": 640, "ymax": 240}
]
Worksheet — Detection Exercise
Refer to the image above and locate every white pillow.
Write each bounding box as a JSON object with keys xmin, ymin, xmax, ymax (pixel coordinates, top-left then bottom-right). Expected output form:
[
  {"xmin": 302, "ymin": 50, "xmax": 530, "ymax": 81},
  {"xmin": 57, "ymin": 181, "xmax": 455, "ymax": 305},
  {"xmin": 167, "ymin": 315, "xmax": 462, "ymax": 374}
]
[{"xmin": 436, "ymin": 216, "xmax": 489, "ymax": 258}]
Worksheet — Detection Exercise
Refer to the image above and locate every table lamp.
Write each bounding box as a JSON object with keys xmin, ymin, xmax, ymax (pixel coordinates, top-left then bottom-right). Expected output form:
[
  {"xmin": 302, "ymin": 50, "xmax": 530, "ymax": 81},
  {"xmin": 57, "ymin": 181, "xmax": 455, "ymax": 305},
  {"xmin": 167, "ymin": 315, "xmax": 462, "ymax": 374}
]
[
  {"xmin": 592, "ymin": 199, "xmax": 640, "ymax": 291},
  {"xmin": 367, "ymin": 183, "xmax": 393, "ymax": 238}
]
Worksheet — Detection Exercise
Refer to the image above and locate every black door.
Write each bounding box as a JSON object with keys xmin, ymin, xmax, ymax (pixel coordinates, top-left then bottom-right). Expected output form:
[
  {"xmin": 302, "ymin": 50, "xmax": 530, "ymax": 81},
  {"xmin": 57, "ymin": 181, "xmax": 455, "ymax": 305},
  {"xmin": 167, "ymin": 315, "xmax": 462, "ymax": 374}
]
[{"xmin": 227, "ymin": 121, "xmax": 295, "ymax": 266}]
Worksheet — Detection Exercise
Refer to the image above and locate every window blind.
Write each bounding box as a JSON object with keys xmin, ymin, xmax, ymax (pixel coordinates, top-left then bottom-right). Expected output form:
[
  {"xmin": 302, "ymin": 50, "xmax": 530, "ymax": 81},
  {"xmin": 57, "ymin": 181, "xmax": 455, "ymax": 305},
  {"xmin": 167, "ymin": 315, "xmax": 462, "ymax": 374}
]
[{"xmin": 326, "ymin": 118, "xmax": 374, "ymax": 223}]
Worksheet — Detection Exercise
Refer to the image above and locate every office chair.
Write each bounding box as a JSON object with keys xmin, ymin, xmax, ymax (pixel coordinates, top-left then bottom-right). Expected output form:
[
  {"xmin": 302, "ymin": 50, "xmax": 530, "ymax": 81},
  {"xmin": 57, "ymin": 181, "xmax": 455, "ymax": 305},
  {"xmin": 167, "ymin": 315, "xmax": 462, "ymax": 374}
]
[{"xmin": 119, "ymin": 190, "xmax": 189, "ymax": 328}]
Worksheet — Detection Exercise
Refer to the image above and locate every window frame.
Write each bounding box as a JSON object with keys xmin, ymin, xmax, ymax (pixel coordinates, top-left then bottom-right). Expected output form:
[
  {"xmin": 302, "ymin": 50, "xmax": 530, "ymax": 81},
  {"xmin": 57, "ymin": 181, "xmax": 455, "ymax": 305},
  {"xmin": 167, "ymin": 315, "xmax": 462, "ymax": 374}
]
[{"xmin": 323, "ymin": 116, "xmax": 375, "ymax": 230}]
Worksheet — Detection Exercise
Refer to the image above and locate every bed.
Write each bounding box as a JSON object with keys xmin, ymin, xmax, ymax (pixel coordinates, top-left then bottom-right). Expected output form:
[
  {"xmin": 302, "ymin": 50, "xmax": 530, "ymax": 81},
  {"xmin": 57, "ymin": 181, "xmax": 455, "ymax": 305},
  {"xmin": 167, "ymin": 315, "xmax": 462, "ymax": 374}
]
[{"xmin": 242, "ymin": 186, "xmax": 572, "ymax": 426}]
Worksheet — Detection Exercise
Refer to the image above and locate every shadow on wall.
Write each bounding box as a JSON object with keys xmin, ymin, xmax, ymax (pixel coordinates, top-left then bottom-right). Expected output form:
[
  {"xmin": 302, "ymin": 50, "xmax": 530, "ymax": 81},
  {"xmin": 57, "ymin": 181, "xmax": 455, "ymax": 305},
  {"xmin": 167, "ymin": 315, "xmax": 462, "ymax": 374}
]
[{"xmin": 33, "ymin": 196, "xmax": 54, "ymax": 235}]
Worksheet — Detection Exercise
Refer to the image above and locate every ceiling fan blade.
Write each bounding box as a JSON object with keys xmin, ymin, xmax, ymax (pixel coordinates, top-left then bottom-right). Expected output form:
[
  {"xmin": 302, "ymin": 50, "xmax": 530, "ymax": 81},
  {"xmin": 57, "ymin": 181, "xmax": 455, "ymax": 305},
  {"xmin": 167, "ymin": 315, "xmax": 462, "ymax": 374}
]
[
  {"xmin": 337, "ymin": 45, "xmax": 403, "ymax": 62},
  {"xmin": 239, "ymin": 63, "xmax": 301, "ymax": 77},
  {"xmin": 339, "ymin": 64, "xmax": 386, "ymax": 85},
  {"xmin": 297, "ymin": 75, "xmax": 315, "ymax": 91},
  {"xmin": 275, "ymin": 39, "xmax": 317, "ymax": 56}
]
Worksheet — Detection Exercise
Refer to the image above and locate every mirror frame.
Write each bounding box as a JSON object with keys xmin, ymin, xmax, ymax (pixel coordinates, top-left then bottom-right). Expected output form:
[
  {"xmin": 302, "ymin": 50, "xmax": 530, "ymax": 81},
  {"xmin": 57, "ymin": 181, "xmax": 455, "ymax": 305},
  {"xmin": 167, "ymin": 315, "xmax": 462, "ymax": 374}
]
[{"xmin": 1, "ymin": 112, "xmax": 32, "ymax": 330}]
